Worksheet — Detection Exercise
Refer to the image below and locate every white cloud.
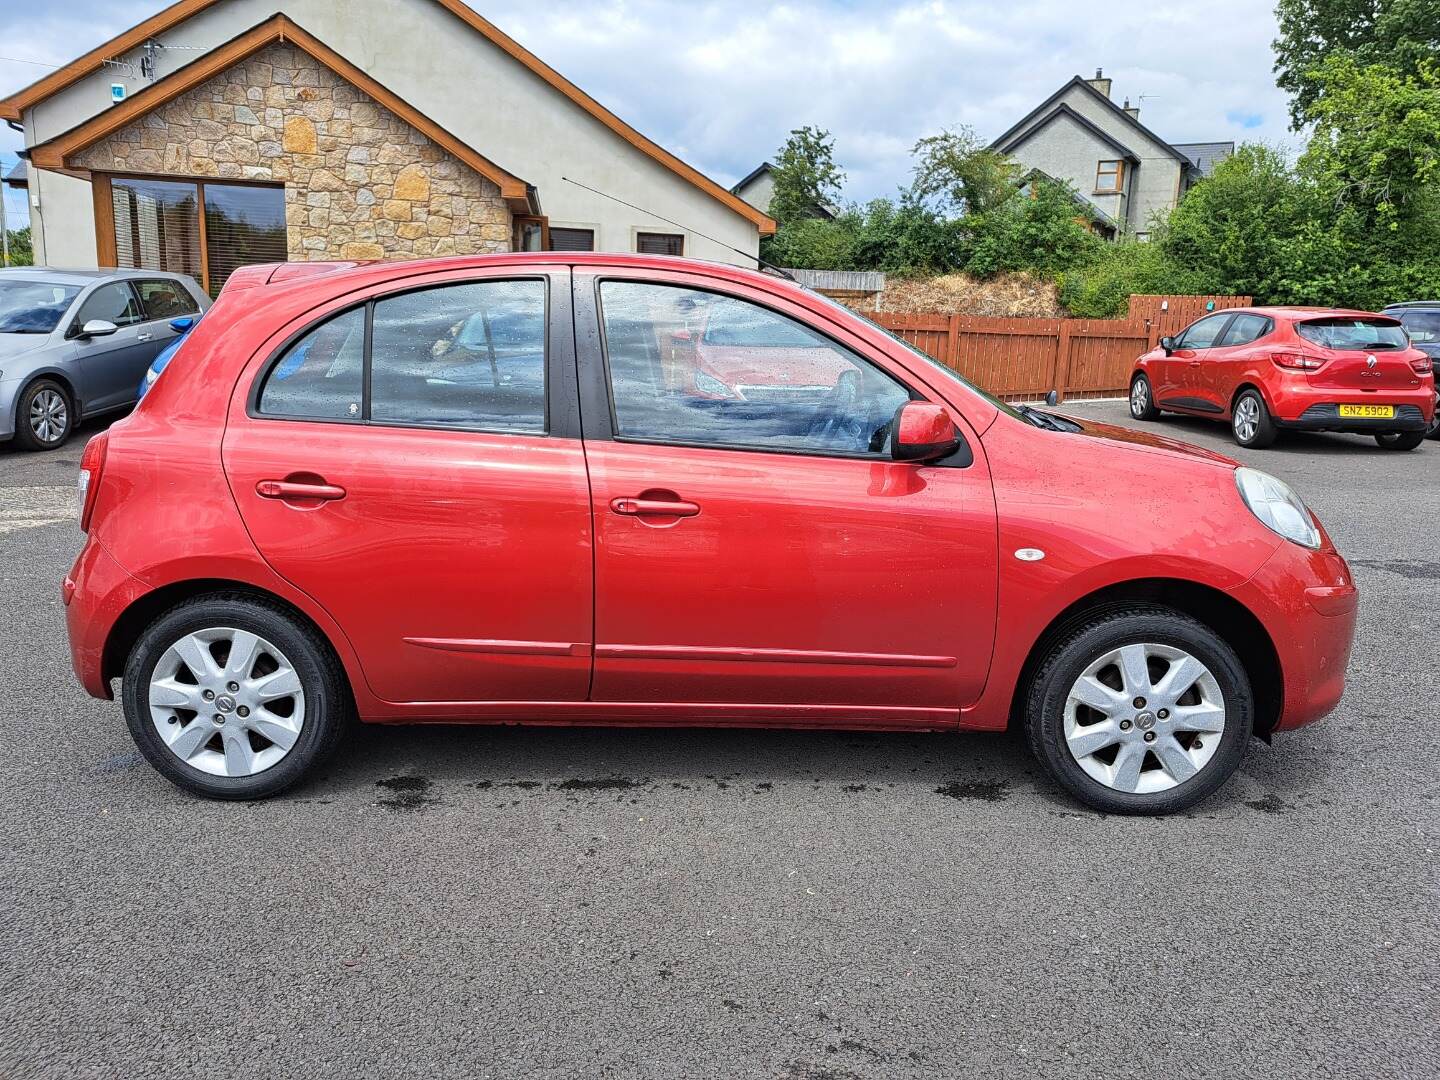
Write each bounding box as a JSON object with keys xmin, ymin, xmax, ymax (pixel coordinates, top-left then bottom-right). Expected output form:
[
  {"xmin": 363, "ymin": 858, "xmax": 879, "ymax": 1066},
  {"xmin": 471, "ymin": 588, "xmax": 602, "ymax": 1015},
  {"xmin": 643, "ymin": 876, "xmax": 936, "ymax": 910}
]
[{"xmin": 0, "ymin": 0, "xmax": 1297, "ymax": 224}]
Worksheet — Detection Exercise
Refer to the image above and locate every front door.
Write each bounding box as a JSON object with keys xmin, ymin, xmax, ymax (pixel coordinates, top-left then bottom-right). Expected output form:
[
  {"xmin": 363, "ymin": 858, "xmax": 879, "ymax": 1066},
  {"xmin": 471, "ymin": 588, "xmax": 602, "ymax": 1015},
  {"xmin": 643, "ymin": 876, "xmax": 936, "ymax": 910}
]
[
  {"xmin": 222, "ymin": 269, "xmax": 593, "ymax": 705},
  {"xmin": 574, "ymin": 271, "xmax": 998, "ymax": 723},
  {"xmin": 1163, "ymin": 312, "xmax": 1234, "ymax": 411},
  {"xmin": 69, "ymin": 281, "xmax": 153, "ymax": 412}
]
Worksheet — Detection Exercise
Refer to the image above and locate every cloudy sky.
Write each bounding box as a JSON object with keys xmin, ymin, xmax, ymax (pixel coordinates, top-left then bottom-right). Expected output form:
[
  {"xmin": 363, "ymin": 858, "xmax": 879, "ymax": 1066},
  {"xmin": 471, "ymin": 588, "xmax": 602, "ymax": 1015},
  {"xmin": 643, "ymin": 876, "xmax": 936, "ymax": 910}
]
[{"xmin": 0, "ymin": 0, "xmax": 1300, "ymax": 231}]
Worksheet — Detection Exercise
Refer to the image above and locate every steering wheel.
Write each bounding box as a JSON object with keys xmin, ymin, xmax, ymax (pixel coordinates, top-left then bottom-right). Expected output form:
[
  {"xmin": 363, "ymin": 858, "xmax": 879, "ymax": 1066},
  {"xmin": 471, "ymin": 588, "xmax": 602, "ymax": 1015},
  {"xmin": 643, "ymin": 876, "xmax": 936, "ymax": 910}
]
[{"xmin": 805, "ymin": 370, "xmax": 866, "ymax": 449}]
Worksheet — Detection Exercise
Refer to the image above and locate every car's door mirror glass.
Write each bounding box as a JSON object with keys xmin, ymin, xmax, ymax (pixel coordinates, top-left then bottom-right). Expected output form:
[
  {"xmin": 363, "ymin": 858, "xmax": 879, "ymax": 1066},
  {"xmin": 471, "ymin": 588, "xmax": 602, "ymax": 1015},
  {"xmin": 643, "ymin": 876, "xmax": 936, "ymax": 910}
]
[
  {"xmin": 1159, "ymin": 336, "xmax": 1176, "ymax": 355},
  {"xmin": 79, "ymin": 319, "xmax": 119, "ymax": 339},
  {"xmin": 598, "ymin": 281, "xmax": 910, "ymax": 457}
]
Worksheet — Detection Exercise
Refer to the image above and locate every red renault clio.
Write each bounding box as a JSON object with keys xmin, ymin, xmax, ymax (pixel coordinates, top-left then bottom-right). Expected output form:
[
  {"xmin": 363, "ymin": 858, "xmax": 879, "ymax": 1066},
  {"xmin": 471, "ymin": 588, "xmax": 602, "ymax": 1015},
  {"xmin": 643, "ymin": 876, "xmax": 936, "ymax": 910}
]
[
  {"xmin": 65, "ymin": 255, "xmax": 1357, "ymax": 814},
  {"xmin": 1129, "ymin": 306, "xmax": 1435, "ymax": 449}
]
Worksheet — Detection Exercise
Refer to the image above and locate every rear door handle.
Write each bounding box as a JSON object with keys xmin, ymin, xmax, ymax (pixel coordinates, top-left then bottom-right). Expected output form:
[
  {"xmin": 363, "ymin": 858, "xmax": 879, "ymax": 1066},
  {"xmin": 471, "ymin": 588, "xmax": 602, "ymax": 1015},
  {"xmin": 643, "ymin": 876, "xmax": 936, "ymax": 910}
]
[
  {"xmin": 256, "ymin": 479, "xmax": 347, "ymax": 501},
  {"xmin": 611, "ymin": 496, "xmax": 700, "ymax": 518}
]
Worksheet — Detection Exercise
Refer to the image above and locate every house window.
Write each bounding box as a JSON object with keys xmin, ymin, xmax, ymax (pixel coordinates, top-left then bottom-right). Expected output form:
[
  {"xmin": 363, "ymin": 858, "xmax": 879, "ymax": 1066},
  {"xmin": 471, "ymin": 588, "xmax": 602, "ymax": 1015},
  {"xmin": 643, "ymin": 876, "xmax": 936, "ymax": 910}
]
[
  {"xmin": 1095, "ymin": 160, "xmax": 1125, "ymax": 194},
  {"xmin": 636, "ymin": 231, "xmax": 684, "ymax": 256},
  {"xmin": 549, "ymin": 227, "xmax": 595, "ymax": 252},
  {"xmin": 512, "ymin": 216, "xmax": 549, "ymax": 252},
  {"xmin": 106, "ymin": 176, "xmax": 285, "ymax": 297}
]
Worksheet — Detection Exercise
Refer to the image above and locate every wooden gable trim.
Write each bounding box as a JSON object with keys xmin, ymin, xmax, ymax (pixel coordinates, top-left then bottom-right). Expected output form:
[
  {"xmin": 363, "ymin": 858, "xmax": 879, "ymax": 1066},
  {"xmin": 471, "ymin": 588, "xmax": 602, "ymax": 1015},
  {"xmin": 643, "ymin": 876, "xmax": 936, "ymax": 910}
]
[
  {"xmin": 26, "ymin": 15, "xmax": 537, "ymax": 215},
  {"xmin": 3, "ymin": 0, "xmax": 777, "ymax": 235}
]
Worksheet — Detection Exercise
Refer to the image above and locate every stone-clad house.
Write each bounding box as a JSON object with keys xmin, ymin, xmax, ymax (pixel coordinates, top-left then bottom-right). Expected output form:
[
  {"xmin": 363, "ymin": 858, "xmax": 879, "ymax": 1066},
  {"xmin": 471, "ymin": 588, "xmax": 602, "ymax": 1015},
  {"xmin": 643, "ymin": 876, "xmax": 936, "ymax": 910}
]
[
  {"xmin": 3, "ymin": 0, "xmax": 774, "ymax": 293},
  {"xmin": 992, "ymin": 70, "xmax": 1233, "ymax": 240}
]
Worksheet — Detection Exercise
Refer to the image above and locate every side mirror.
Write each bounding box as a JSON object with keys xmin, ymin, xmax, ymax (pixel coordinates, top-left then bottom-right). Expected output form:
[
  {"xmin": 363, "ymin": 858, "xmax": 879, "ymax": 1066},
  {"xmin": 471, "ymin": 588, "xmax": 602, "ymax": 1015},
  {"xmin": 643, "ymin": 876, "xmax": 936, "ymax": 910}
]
[
  {"xmin": 1159, "ymin": 336, "xmax": 1176, "ymax": 356},
  {"xmin": 169, "ymin": 316, "xmax": 196, "ymax": 333},
  {"xmin": 79, "ymin": 319, "xmax": 119, "ymax": 339},
  {"xmin": 1045, "ymin": 389, "xmax": 1059, "ymax": 407},
  {"xmin": 891, "ymin": 401, "xmax": 960, "ymax": 463}
]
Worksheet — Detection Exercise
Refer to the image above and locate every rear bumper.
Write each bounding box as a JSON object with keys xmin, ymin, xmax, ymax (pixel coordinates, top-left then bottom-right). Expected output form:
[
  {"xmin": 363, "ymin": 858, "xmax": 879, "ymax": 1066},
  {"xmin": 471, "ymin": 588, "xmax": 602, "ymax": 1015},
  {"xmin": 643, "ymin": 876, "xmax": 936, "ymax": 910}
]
[
  {"xmin": 1275, "ymin": 403, "xmax": 1429, "ymax": 433},
  {"xmin": 1229, "ymin": 542, "xmax": 1357, "ymax": 733},
  {"xmin": 64, "ymin": 537, "xmax": 149, "ymax": 700}
]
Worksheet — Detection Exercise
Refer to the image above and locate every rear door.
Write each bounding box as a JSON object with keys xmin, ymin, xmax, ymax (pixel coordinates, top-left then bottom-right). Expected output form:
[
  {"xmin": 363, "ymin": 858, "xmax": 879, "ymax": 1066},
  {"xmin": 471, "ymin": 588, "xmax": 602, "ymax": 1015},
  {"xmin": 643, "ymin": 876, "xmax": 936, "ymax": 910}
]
[
  {"xmin": 1163, "ymin": 312, "xmax": 1234, "ymax": 411},
  {"xmin": 222, "ymin": 268, "xmax": 594, "ymax": 706},
  {"xmin": 572, "ymin": 268, "xmax": 998, "ymax": 725},
  {"xmin": 1205, "ymin": 312, "xmax": 1273, "ymax": 412},
  {"xmin": 70, "ymin": 281, "xmax": 151, "ymax": 412}
]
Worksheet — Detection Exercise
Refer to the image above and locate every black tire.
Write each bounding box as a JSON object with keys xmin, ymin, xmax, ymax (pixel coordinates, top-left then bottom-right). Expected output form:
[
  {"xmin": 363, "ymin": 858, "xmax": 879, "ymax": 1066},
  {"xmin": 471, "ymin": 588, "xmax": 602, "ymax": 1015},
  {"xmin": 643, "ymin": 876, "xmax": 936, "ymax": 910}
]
[
  {"xmin": 1375, "ymin": 429, "xmax": 1426, "ymax": 451},
  {"xmin": 11, "ymin": 378, "xmax": 74, "ymax": 451},
  {"xmin": 1426, "ymin": 392, "xmax": 1439, "ymax": 441},
  {"xmin": 122, "ymin": 593, "xmax": 350, "ymax": 799},
  {"xmin": 1023, "ymin": 605, "xmax": 1252, "ymax": 815},
  {"xmin": 1129, "ymin": 374, "xmax": 1161, "ymax": 421},
  {"xmin": 1230, "ymin": 389, "xmax": 1277, "ymax": 449}
]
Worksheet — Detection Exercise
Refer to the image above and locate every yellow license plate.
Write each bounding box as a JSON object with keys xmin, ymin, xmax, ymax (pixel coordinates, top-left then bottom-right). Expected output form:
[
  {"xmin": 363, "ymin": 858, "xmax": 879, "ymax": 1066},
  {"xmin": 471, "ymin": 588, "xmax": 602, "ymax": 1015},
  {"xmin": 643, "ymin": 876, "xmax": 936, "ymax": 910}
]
[{"xmin": 1338, "ymin": 404, "xmax": 1395, "ymax": 418}]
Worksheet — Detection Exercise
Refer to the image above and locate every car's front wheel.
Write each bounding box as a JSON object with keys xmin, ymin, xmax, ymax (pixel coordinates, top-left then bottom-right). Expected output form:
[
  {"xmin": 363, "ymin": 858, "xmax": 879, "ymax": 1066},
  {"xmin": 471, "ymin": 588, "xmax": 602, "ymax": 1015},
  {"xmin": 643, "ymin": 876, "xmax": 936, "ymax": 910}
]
[
  {"xmin": 12, "ymin": 378, "xmax": 73, "ymax": 451},
  {"xmin": 1375, "ymin": 429, "xmax": 1426, "ymax": 451},
  {"xmin": 122, "ymin": 593, "xmax": 350, "ymax": 799},
  {"xmin": 1129, "ymin": 374, "xmax": 1160, "ymax": 420},
  {"xmin": 1024, "ymin": 606, "xmax": 1252, "ymax": 815}
]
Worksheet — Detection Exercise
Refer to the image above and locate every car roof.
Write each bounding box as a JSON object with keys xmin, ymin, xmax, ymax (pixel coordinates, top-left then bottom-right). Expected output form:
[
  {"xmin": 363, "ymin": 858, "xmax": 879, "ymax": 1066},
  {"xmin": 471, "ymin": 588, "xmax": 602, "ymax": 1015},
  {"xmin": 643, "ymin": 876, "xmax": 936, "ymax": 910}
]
[
  {"xmin": 1231, "ymin": 305, "xmax": 1395, "ymax": 321},
  {"xmin": 0, "ymin": 267, "xmax": 188, "ymax": 287}
]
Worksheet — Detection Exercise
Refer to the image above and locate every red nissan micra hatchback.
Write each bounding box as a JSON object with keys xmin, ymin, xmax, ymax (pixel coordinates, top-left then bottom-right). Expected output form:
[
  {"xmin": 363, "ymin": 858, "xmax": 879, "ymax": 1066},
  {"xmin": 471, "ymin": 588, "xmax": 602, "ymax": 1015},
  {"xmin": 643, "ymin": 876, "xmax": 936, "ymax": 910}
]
[
  {"xmin": 1129, "ymin": 306, "xmax": 1435, "ymax": 449},
  {"xmin": 65, "ymin": 255, "xmax": 1358, "ymax": 814}
]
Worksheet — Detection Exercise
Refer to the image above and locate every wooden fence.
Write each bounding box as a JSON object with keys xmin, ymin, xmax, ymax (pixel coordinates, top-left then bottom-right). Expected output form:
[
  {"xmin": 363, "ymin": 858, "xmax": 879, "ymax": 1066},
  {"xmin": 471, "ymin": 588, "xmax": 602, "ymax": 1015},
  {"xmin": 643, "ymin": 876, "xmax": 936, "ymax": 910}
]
[{"xmin": 873, "ymin": 294, "xmax": 1251, "ymax": 401}]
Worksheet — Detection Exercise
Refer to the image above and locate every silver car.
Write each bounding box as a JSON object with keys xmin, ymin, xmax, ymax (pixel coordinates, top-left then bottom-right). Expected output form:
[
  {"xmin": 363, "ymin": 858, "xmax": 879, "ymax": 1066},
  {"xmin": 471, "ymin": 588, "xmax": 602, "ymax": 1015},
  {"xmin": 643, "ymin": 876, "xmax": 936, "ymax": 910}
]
[{"xmin": 0, "ymin": 268, "xmax": 210, "ymax": 451}]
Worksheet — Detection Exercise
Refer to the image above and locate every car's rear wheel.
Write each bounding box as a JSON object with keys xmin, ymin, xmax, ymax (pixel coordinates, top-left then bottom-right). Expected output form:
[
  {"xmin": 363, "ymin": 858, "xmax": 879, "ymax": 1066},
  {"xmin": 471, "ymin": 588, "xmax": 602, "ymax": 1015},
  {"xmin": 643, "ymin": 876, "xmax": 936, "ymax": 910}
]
[
  {"xmin": 1024, "ymin": 606, "xmax": 1252, "ymax": 815},
  {"xmin": 12, "ymin": 379, "xmax": 73, "ymax": 451},
  {"xmin": 1426, "ymin": 391, "xmax": 1440, "ymax": 440},
  {"xmin": 1129, "ymin": 374, "xmax": 1160, "ymax": 420},
  {"xmin": 122, "ymin": 594, "xmax": 350, "ymax": 799},
  {"xmin": 1375, "ymin": 429, "xmax": 1426, "ymax": 451},
  {"xmin": 1230, "ymin": 390, "xmax": 1277, "ymax": 449}
]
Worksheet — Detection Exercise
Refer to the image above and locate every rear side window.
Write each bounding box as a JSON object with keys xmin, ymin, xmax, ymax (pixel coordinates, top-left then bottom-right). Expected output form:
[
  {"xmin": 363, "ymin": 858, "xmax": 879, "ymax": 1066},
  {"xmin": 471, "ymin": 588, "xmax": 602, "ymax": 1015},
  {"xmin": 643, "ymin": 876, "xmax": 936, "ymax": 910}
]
[
  {"xmin": 135, "ymin": 279, "xmax": 200, "ymax": 321},
  {"xmin": 1398, "ymin": 311, "xmax": 1440, "ymax": 344},
  {"xmin": 1297, "ymin": 318, "xmax": 1408, "ymax": 351},
  {"xmin": 75, "ymin": 282, "xmax": 143, "ymax": 330},
  {"xmin": 1216, "ymin": 313, "xmax": 1270, "ymax": 347},
  {"xmin": 258, "ymin": 308, "xmax": 365, "ymax": 419},
  {"xmin": 369, "ymin": 280, "xmax": 546, "ymax": 432}
]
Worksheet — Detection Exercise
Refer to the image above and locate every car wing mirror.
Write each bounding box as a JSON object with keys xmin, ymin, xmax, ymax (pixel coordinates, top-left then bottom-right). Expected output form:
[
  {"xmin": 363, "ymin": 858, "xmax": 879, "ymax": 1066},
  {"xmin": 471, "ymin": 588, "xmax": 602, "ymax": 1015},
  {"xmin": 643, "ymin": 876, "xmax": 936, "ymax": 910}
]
[
  {"xmin": 891, "ymin": 401, "xmax": 961, "ymax": 463},
  {"xmin": 79, "ymin": 319, "xmax": 119, "ymax": 339},
  {"xmin": 1045, "ymin": 390, "xmax": 1059, "ymax": 407},
  {"xmin": 1160, "ymin": 335, "xmax": 1176, "ymax": 356},
  {"xmin": 169, "ymin": 316, "xmax": 196, "ymax": 333}
]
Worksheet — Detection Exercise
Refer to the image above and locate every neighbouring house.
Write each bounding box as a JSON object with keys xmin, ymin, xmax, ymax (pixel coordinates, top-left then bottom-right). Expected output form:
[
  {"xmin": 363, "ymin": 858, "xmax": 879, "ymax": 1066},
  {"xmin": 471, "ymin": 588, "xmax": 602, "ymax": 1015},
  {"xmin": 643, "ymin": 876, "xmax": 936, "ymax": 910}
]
[
  {"xmin": 0, "ymin": 0, "xmax": 774, "ymax": 294},
  {"xmin": 992, "ymin": 69, "xmax": 1233, "ymax": 240},
  {"xmin": 730, "ymin": 161, "xmax": 835, "ymax": 220}
]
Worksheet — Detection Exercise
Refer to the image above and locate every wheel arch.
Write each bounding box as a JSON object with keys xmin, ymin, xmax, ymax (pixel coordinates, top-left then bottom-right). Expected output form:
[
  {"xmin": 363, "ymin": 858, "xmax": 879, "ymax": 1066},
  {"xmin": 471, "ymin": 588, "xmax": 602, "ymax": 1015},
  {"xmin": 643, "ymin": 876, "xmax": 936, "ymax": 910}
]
[
  {"xmin": 102, "ymin": 578, "xmax": 356, "ymax": 706},
  {"xmin": 1008, "ymin": 577, "xmax": 1283, "ymax": 738},
  {"xmin": 1230, "ymin": 381, "xmax": 1271, "ymax": 418},
  {"xmin": 13, "ymin": 368, "xmax": 80, "ymax": 425}
]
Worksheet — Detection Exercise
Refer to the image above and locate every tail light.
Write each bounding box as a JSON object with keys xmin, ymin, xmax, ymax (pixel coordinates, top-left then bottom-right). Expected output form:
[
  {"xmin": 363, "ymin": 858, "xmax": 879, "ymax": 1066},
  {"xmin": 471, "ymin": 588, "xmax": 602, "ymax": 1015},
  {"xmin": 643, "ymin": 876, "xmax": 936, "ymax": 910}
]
[
  {"xmin": 78, "ymin": 432, "xmax": 108, "ymax": 532},
  {"xmin": 1271, "ymin": 351, "xmax": 1323, "ymax": 371},
  {"xmin": 1411, "ymin": 355, "xmax": 1433, "ymax": 376}
]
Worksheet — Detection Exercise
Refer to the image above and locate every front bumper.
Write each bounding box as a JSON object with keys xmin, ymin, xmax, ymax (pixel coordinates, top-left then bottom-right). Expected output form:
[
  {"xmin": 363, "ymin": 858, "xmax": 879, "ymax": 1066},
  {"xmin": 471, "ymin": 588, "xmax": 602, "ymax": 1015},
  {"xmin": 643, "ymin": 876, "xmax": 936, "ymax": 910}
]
[
  {"xmin": 1275, "ymin": 403, "xmax": 1429, "ymax": 434},
  {"xmin": 64, "ymin": 537, "xmax": 149, "ymax": 700},
  {"xmin": 1228, "ymin": 541, "xmax": 1357, "ymax": 732}
]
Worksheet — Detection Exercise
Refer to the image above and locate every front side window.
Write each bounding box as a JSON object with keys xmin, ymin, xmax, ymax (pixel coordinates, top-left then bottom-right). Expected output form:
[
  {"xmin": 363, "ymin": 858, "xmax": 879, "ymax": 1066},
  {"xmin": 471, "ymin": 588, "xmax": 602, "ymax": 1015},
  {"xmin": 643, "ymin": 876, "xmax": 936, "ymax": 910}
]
[
  {"xmin": 1297, "ymin": 318, "xmax": 1409, "ymax": 351},
  {"xmin": 0, "ymin": 281, "xmax": 81, "ymax": 334},
  {"xmin": 135, "ymin": 279, "xmax": 200, "ymax": 321},
  {"xmin": 258, "ymin": 308, "xmax": 365, "ymax": 420},
  {"xmin": 1176, "ymin": 313, "xmax": 1232, "ymax": 350},
  {"xmin": 75, "ymin": 282, "xmax": 143, "ymax": 330},
  {"xmin": 599, "ymin": 281, "xmax": 911, "ymax": 456},
  {"xmin": 370, "ymin": 280, "xmax": 546, "ymax": 432},
  {"xmin": 1399, "ymin": 311, "xmax": 1440, "ymax": 344},
  {"xmin": 1215, "ymin": 313, "xmax": 1270, "ymax": 347}
]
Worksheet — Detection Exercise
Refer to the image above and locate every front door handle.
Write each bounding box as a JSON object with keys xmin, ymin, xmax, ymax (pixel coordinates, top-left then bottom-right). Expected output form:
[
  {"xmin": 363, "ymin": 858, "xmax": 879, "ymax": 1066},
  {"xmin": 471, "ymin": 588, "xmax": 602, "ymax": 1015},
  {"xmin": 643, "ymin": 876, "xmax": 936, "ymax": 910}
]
[
  {"xmin": 256, "ymin": 479, "xmax": 347, "ymax": 502},
  {"xmin": 611, "ymin": 495, "xmax": 700, "ymax": 518},
  {"xmin": 137, "ymin": 332, "xmax": 153, "ymax": 342}
]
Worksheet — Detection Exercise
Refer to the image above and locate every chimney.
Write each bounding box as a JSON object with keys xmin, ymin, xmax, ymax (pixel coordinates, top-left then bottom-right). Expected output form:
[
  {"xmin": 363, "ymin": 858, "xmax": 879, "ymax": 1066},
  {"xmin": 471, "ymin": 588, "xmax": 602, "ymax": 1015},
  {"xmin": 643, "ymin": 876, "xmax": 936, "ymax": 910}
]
[
  {"xmin": 1123, "ymin": 96, "xmax": 1140, "ymax": 120},
  {"xmin": 1086, "ymin": 67, "xmax": 1112, "ymax": 99}
]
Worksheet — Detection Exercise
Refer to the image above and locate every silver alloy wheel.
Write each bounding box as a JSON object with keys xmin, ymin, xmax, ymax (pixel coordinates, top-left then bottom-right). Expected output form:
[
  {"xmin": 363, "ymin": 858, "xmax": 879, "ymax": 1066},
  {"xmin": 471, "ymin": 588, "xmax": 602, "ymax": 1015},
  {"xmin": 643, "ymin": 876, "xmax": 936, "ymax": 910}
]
[
  {"xmin": 1063, "ymin": 642, "xmax": 1226, "ymax": 794},
  {"xmin": 1233, "ymin": 396, "xmax": 1260, "ymax": 443},
  {"xmin": 29, "ymin": 388, "xmax": 68, "ymax": 443},
  {"xmin": 1130, "ymin": 378, "xmax": 1149, "ymax": 416},
  {"xmin": 148, "ymin": 627, "xmax": 306, "ymax": 777}
]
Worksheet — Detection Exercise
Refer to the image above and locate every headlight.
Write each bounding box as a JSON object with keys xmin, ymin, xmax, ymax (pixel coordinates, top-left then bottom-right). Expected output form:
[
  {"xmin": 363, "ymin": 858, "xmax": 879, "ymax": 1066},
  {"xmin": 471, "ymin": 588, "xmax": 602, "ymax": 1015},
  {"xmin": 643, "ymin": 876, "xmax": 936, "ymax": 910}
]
[{"xmin": 1235, "ymin": 467, "xmax": 1320, "ymax": 549}]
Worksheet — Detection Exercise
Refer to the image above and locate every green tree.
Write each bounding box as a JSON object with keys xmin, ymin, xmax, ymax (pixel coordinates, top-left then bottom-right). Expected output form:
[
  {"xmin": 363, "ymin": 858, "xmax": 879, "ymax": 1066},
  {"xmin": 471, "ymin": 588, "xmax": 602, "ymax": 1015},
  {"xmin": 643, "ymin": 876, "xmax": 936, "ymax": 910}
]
[
  {"xmin": 768, "ymin": 126, "xmax": 845, "ymax": 225},
  {"xmin": 964, "ymin": 179, "xmax": 1101, "ymax": 277},
  {"xmin": 1273, "ymin": 0, "xmax": 1440, "ymax": 126},
  {"xmin": 907, "ymin": 126, "xmax": 1014, "ymax": 217},
  {"xmin": 3, "ymin": 226, "xmax": 32, "ymax": 267}
]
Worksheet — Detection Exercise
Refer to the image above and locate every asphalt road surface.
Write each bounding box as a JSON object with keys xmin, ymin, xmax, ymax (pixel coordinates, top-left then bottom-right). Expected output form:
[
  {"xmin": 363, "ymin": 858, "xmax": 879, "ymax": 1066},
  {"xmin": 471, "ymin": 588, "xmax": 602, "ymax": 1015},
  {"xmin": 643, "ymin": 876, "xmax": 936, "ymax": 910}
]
[{"xmin": 1, "ymin": 402, "xmax": 1435, "ymax": 1079}]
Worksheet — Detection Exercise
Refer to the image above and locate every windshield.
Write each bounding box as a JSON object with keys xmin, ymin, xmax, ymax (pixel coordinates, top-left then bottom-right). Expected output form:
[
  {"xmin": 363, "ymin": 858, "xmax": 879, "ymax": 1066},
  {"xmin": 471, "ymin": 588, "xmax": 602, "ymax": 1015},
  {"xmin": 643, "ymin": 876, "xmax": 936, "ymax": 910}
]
[
  {"xmin": 1399, "ymin": 311, "xmax": 1440, "ymax": 344},
  {"xmin": 1297, "ymin": 317, "xmax": 1408, "ymax": 351},
  {"xmin": 814, "ymin": 292, "xmax": 1028, "ymax": 421},
  {"xmin": 0, "ymin": 280, "xmax": 82, "ymax": 334}
]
